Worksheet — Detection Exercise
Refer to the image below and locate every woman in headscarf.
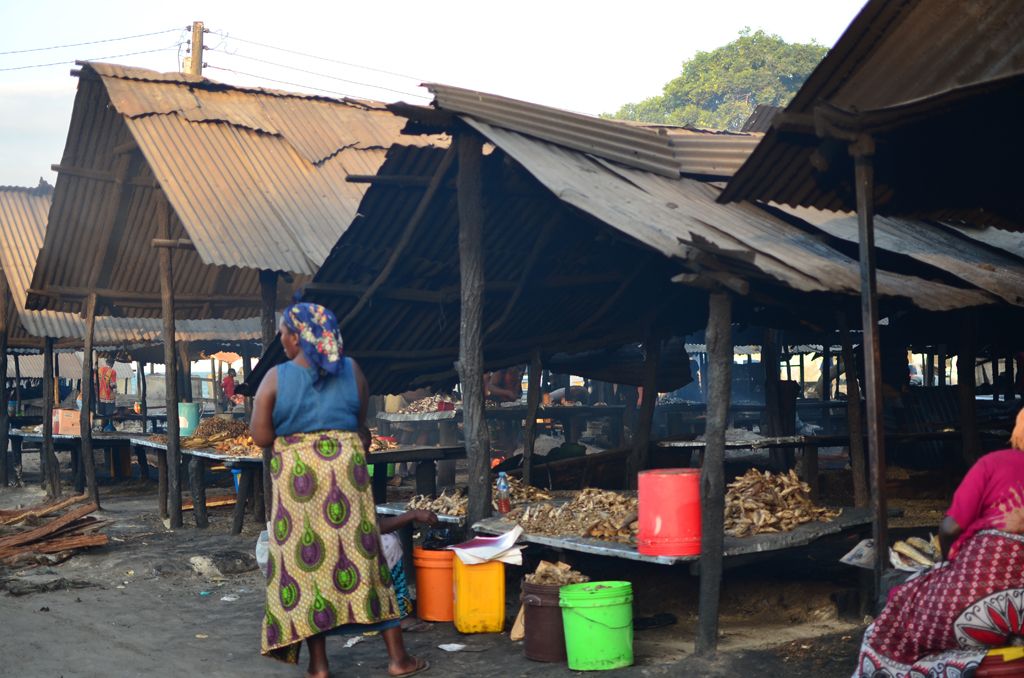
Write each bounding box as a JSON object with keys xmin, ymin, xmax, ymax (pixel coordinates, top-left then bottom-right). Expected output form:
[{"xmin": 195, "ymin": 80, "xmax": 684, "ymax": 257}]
[
  {"xmin": 853, "ymin": 408, "xmax": 1024, "ymax": 677},
  {"xmin": 251, "ymin": 303, "xmax": 428, "ymax": 678}
]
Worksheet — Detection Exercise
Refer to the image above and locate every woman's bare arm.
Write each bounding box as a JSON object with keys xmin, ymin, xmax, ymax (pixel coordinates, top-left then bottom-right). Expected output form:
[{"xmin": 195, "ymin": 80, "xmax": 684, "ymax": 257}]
[
  {"xmin": 938, "ymin": 515, "xmax": 962, "ymax": 561},
  {"xmin": 250, "ymin": 367, "xmax": 278, "ymax": 448}
]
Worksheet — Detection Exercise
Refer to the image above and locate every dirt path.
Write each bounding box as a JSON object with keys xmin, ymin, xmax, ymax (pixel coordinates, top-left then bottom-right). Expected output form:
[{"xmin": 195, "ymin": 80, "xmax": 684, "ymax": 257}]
[{"xmin": 1, "ymin": 479, "xmax": 866, "ymax": 677}]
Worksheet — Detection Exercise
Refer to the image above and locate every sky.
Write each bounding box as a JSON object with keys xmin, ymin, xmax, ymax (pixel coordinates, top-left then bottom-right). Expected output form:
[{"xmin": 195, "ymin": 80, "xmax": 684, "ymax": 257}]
[{"xmin": 0, "ymin": 0, "xmax": 866, "ymax": 187}]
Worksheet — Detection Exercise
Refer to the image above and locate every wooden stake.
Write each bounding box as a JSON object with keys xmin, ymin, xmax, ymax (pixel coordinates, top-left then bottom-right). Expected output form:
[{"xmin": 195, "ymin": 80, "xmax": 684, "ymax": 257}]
[
  {"xmin": 14, "ymin": 353, "xmax": 21, "ymax": 413},
  {"xmin": 211, "ymin": 358, "xmax": 221, "ymax": 414},
  {"xmin": 455, "ymin": 132, "xmax": 491, "ymax": 534},
  {"xmin": 695, "ymin": 291, "xmax": 732, "ymax": 656},
  {"xmin": 259, "ymin": 270, "xmax": 277, "ymax": 525},
  {"xmin": 158, "ymin": 199, "xmax": 182, "ymax": 528},
  {"xmin": 838, "ymin": 313, "xmax": 868, "ymax": 508},
  {"xmin": 762, "ymin": 329, "xmax": 785, "ymax": 471},
  {"xmin": 958, "ymin": 314, "xmax": 980, "ymax": 465},
  {"xmin": 80, "ymin": 294, "xmax": 100, "ymax": 507},
  {"xmin": 628, "ymin": 336, "xmax": 661, "ymax": 488},
  {"xmin": 42, "ymin": 337, "xmax": 60, "ymax": 497},
  {"xmin": 522, "ymin": 350, "xmax": 542, "ymax": 486},
  {"xmin": 0, "ymin": 274, "xmax": 8, "ymax": 488},
  {"xmin": 851, "ymin": 138, "xmax": 887, "ymax": 602},
  {"xmin": 177, "ymin": 342, "xmax": 192, "ymax": 403},
  {"xmin": 137, "ymin": 360, "xmax": 147, "ymax": 433}
]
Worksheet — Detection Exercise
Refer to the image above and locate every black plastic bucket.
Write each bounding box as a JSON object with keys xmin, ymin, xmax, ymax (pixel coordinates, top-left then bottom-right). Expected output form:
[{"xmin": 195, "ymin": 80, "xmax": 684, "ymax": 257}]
[{"xmin": 522, "ymin": 581, "xmax": 567, "ymax": 662}]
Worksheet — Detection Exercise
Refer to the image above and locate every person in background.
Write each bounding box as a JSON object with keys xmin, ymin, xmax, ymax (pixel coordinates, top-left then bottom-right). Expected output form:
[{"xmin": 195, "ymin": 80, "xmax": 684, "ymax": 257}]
[
  {"xmin": 484, "ymin": 366, "xmax": 524, "ymax": 403},
  {"xmin": 379, "ymin": 508, "xmax": 439, "ymax": 628},
  {"xmin": 221, "ymin": 368, "xmax": 237, "ymax": 410},
  {"xmin": 251, "ymin": 302, "xmax": 427, "ymax": 678},
  {"xmin": 97, "ymin": 357, "xmax": 117, "ymax": 432},
  {"xmin": 853, "ymin": 408, "xmax": 1024, "ymax": 676}
]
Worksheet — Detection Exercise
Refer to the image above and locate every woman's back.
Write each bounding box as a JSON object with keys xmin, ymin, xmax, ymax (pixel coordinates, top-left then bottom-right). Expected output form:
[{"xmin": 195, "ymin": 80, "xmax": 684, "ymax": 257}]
[{"xmin": 272, "ymin": 358, "xmax": 360, "ymax": 436}]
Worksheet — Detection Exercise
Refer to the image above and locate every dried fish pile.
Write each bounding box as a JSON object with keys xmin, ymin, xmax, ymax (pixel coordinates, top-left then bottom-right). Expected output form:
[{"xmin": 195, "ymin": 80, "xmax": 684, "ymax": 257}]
[
  {"xmin": 407, "ymin": 489, "xmax": 467, "ymax": 516},
  {"xmin": 525, "ymin": 560, "xmax": 589, "ymax": 586},
  {"xmin": 891, "ymin": 535, "xmax": 940, "ymax": 569},
  {"xmin": 369, "ymin": 435, "xmax": 399, "ymax": 452},
  {"xmin": 724, "ymin": 469, "xmax": 841, "ymax": 537},
  {"xmin": 506, "ymin": 476, "xmax": 552, "ymax": 503},
  {"xmin": 398, "ymin": 394, "xmax": 460, "ymax": 414},
  {"xmin": 213, "ymin": 434, "xmax": 262, "ymax": 457},
  {"xmin": 509, "ymin": 489, "xmax": 639, "ymax": 544},
  {"xmin": 192, "ymin": 417, "xmax": 250, "ymax": 440}
]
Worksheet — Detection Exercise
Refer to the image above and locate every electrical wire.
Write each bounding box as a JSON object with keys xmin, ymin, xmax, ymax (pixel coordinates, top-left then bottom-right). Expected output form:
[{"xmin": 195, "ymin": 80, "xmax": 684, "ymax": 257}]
[
  {"xmin": 0, "ymin": 28, "xmax": 182, "ymax": 56},
  {"xmin": 0, "ymin": 46, "xmax": 183, "ymax": 72},
  {"xmin": 204, "ymin": 65, "xmax": 362, "ymax": 100},
  {"xmin": 206, "ymin": 48, "xmax": 430, "ymax": 100},
  {"xmin": 206, "ymin": 30, "xmax": 425, "ymax": 83}
]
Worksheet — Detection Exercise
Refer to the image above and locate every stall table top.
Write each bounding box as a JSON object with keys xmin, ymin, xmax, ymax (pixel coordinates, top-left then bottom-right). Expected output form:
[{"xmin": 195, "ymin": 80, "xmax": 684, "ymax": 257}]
[{"xmin": 473, "ymin": 506, "xmax": 871, "ymax": 566}]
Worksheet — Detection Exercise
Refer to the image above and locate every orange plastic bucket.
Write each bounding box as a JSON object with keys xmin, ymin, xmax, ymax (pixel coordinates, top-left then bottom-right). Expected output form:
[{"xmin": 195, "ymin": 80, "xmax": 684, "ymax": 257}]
[
  {"xmin": 412, "ymin": 547, "xmax": 454, "ymax": 621},
  {"xmin": 637, "ymin": 468, "xmax": 701, "ymax": 556}
]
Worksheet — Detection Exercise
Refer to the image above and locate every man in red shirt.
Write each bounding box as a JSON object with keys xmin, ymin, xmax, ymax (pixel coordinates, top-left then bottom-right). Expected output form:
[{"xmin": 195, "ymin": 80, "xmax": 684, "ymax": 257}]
[
  {"xmin": 97, "ymin": 357, "xmax": 117, "ymax": 431},
  {"xmin": 221, "ymin": 368, "xmax": 237, "ymax": 410}
]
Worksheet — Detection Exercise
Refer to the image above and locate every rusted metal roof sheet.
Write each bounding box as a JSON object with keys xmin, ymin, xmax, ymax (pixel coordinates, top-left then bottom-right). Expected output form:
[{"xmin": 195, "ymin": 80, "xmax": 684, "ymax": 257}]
[
  {"xmin": 27, "ymin": 63, "xmax": 444, "ymax": 319},
  {"xmin": 777, "ymin": 205, "xmax": 1024, "ymax": 306},
  {"xmin": 5, "ymin": 352, "xmax": 83, "ymax": 379},
  {"xmin": 426, "ymin": 84, "xmax": 760, "ymax": 179},
  {"xmin": 0, "ymin": 183, "xmax": 260, "ymax": 345},
  {"xmin": 721, "ymin": 0, "xmax": 1024, "ymax": 223},
  {"xmin": 465, "ymin": 119, "xmax": 993, "ymax": 312}
]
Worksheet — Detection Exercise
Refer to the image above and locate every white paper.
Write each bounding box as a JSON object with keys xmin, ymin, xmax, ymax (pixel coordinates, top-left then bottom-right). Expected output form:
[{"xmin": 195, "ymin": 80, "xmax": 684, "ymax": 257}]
[
  {"xmin": 449, "ymin": 526, "xmax": 524, "ymax": 565},
  {"xmin": 839, "ymin": 538, "xmax": 875, "ymax": 569}
]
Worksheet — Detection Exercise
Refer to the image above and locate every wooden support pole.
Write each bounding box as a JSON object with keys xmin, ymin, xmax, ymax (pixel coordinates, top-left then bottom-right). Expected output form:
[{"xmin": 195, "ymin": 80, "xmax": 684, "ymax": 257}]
[
  {"xmin": 158, "ymin": 200, "xmax": 182, "ymax": 528},
  {"xmin": 695, "ymin": 291, "xmax": 732, "ymax": 657},
  {"xmin": 839, "ymin": 312, "xmax": 868, "ymax": 508},
  {"xmin": 822, "ymin": 339, "xmax": 832, "ymax": 433},
  {"xmin": 958, "ymin": 315, "xmax": 980, "ymax": 466},
  {"xmin": 137, "ymin": 360, "xmax": 147, "ymax": 433},
  {"xmin": 14, "ymin": 353, "xmax": 21, "ymax": 413},
  {"xmin": 522, "ymin": 350, "xmax": 542, "ymax": 486},
  {"xmin": 628, "ymin": 337, "xmax": 661, "ymax": 488},
  {"xmin": 211, "ymin": 358, "xmax": 221, "ymax": 413},
  {"xmin": 41, "ymin": 337, "xmax": 60, "ymax": 497},
  {"xmin": 0, "ymin": 274, "xmax": 8, "ymax": 488},
  {"xmin": 80, "ymin": 294, "xmax": 100, "ymax": 506},
  {"xmin": 938, "ymin": 346, "xmax": 948, "ymax": 387},
  {"xmin": 177, "ymin": 342, "xmax": 192, "ymax": 403},
  {"xmin": 762, "ymin": 329, "xmax": 785, "ymax": 471},
  {"xmin": 189, "ymin": 456, "xmax": 208, "ymax": 528},
  {"xmin": 259, "ymin": 270, "xmax": 278, "ymax": 524},
  {"xmin": 455, "ymin": 132, "xmax": 491, "ymax": 534},
  {"xmin": 851, "ymin": 138, "xmax": 887, "ymax": 602},
  {"xmin": 240, "ymin": 346, "xmax": 253, "ymax": 418},
  {"xmin": 1007, "ymin": 352, "xmax": 1016, "ymax": 401}
]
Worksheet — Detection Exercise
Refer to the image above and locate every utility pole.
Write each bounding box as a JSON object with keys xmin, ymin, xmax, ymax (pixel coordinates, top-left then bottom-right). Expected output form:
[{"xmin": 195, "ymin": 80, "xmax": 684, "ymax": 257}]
[{"xmin": 185, "ymin": 21, "xmax": 204, "ymax": 76}]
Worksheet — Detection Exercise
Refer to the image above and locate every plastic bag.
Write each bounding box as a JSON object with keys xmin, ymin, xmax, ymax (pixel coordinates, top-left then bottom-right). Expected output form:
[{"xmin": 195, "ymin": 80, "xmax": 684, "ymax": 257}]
[{"xmin": 255, "ymin": 530, "xmax": 269, "ymax": 578}]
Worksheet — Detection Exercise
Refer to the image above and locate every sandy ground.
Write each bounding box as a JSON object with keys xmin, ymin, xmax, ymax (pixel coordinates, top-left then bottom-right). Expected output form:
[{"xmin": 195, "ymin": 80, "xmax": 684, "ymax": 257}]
[{"xmin": 1, "ymin": 458, "xmax": 868, "ymax": 677}]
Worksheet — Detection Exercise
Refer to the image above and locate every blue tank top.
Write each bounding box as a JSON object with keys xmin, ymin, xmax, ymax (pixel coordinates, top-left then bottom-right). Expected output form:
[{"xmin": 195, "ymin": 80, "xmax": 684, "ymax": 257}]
[{"xmin": 272, "ymin": 358, "xmax": 360, "ymax": 436}]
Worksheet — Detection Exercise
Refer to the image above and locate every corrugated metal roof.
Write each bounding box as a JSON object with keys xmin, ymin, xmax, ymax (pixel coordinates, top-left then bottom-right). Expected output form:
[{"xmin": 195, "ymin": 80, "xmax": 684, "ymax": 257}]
[
  {"xmin": 0, "ymin": 183, "xmax": 260, "ymax": 345},
  {"xmin": 465, "ymin": 119, "xmax": 993, "ymax": 312},
  {"xmin": 5, "ymin": 352, "xmax": 83, "ymax": 379},
  {"xmin": 426, "ymin": 83, "xmax": 761, "ymax": 179},
  {"xmin": 27, "ymin": 63, "xmax": 444, "ymax": 319},
  {"xmin": 721, "ymin": 0, "xmax": 1024, "ymax": 227}
]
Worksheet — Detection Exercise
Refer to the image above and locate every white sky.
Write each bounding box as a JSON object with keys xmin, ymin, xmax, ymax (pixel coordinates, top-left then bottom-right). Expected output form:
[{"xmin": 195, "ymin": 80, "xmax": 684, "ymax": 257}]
[{"xmin": 0, "ymin": 0, "xmax": 865, "ymax": 187}]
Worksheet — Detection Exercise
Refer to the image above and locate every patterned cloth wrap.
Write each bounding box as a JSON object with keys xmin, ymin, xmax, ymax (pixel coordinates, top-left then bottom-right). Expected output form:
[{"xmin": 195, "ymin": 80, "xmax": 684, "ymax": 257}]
[
  {"xmin": 854, "ymin": 530, "xmax": 1024, "ymax": 677},
  {"xmin": 282, "ymin": 302, "xmax": 343, "ymax": 387},
  {"xmin": 262, "ymin": 430, "xmax": 399, "ymax": 663}
]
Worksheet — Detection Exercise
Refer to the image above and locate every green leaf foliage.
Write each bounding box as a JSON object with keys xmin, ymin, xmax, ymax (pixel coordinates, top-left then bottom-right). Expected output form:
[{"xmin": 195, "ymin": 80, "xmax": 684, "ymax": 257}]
[{"xmin": 606, "ymin": 29, "xmax": 827, "ymax": 131}]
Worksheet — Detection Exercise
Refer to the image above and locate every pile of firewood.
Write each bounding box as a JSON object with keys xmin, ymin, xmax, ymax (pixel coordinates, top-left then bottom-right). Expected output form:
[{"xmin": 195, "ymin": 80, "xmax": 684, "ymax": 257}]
[
  {"xmin": 724, "ymin": 469, "xmax": 841, "ymax": 537},
  {"xmin": 0, "ymin": 494, "xmax": 108, "ymax": 567}
]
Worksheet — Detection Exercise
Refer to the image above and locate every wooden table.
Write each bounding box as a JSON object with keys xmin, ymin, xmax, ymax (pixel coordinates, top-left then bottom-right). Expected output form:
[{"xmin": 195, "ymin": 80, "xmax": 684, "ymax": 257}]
[
  {"xmin": 114, "ymin": 413, "xmax": 168, "ymax": 432},
  {"xmin": 474, "ymin": 506, "xmax": 872, "ymax": 573},
  {"xmin": 7, "ymin": 429, "xmax": 138, "ymax": 492},
  {"xmin": 485, "ymin": 404, "xmax": 626, "ymax": 445},
  {"xmin": 366, "ymin": 445, "xmax": 465, "ymax": 503}
]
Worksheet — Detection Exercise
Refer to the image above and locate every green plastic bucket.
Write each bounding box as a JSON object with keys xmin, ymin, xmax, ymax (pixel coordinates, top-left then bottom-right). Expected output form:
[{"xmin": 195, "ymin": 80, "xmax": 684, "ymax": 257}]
[
  {"xmin": 559, "ymin": 581, "xmax": 634, "ymax": 670},
  {"xmin": 177, "ymin": 402, "xmax": 201, "ymax": 437}
]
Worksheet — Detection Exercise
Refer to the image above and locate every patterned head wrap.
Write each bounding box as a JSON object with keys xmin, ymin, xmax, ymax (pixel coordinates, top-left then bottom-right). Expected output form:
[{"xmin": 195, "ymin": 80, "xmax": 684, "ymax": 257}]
[{"xmin": 281, "ymin": 303, "xmax": 343, "ymax": 386}]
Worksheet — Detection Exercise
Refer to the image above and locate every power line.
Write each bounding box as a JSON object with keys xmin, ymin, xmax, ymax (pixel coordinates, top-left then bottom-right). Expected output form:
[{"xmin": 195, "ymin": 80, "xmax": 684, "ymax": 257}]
[
  {"xmin": 204, "ymin": 64, "xmax": 363, "ymax": 100},
  {"xmin": 0, "ymin": 28, "xmax": 182, "ymax": 56},
  {"xmin": 206, "ymin": 30, "xmax": 426, "ymax": 84},
  {"xmin": 206, "ymin": 48, "xmax": 430, "ymax": 100},
  {"xmin": 0, "ymin": 46, "xmax": 183, "ymax": 72}
]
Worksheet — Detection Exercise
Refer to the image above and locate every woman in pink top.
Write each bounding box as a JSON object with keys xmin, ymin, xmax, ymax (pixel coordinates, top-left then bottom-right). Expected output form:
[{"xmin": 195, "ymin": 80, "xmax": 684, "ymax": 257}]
[{"xmin": 854, "ymin": 408, "xmax": 1024, "ymax": 677}]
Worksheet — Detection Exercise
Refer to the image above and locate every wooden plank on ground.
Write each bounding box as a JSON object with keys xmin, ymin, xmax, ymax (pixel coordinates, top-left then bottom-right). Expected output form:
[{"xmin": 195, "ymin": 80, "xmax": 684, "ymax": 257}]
[{"xmin": 0, "ymin": 503, "xmax": 98, "ymax": 550}]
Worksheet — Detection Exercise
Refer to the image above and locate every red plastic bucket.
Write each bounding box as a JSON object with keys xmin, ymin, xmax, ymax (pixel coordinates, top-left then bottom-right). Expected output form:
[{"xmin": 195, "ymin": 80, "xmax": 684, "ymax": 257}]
[{"xmin": 637, "ymin": 468, "xmax": 701, "ymax": 556}]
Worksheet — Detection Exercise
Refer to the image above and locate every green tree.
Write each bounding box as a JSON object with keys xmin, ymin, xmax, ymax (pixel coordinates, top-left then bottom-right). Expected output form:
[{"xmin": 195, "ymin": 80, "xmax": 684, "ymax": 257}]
[{"xmin": 606, "ymin": 29, "xmax": 827, "ymax": 131}]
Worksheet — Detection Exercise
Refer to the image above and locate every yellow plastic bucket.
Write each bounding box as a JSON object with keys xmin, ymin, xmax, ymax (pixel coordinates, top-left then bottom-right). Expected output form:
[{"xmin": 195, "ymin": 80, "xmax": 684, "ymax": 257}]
[{"xmin": 453, "ymin": 557, "xmax": 505, "ymax": 633}]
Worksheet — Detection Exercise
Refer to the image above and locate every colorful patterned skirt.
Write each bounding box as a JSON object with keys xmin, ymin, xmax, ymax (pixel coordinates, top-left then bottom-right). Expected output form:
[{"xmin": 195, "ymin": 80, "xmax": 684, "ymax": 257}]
[
  {"xmin": 262, "ymin": 430, "xmax": 400, "ymax": 663},
  {"xmin": 854, "ymin": 530, "xmax": 1024, "ymax": 677}
]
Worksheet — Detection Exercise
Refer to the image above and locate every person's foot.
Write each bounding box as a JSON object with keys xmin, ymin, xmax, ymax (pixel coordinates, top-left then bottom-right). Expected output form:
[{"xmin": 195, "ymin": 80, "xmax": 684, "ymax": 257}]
[
  {"xmin": 388, "ymin": 656, "xmax": 428, "ymax": 677},
  {"xmin": 387, "ymin": 475, "xmax": 403, "ymax": 487},
  {"xmin": 305, "ymin": 670, "xmax": 329, "ymax": 678}
]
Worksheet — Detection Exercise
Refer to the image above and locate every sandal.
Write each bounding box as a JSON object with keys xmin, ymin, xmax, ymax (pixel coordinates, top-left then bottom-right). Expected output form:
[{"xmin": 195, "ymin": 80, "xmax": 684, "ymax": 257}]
[{"xmin": 390, "ymin": 657, "xmax": 429, "ymax": 677}]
